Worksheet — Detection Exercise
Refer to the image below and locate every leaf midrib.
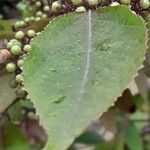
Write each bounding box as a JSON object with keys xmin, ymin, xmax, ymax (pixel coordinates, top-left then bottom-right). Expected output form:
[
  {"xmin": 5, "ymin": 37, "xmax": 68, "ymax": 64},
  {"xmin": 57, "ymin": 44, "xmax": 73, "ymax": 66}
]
[{"xmin": 54, "ymin": 10, "xmax": 93, "ymax": 149}]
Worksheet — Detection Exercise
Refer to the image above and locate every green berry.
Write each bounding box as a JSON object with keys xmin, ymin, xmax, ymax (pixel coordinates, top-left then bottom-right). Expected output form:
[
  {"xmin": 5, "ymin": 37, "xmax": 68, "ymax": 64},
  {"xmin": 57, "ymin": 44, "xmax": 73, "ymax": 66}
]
[
  {"xmin": 120, "ymin": 0, "xmax": 130, "ymax": 5},
  {"xmin": 43, "ymin": 5, "xmax": 50, "ymax": 12},
  {"xmin": 87, "ymin": 0, "xmax": 99, "ymax": 5},
  {"xmin": 35, "ymin": 17, "xmax": 41, "ymax": 21},
  {"xmin": 140, "ymin": 0, "xmax": 150, "ymax": 9},
  {"xmin": 9, "ymin": 80, "xmax": 18, "ymax": 88},
  {"xmin": 110, "ymin": 2, "xmax": 120, "ymax": 6},
  {"xmin": 36, "ymin": 32, "xmax": 41, "ymax": 36},
  {"xmin": 42, "ymin": 14, "xmax": 47, "ymax": 18},
  {"xmin": 15, "ymin": 31, "xmax": 25, "ymax": 40},
  {"xmin": 35, "ymin": 1, "xmax": 42, "ymax": 7},
  {"xmin": 17, "ymin": 59, "xmax": 24, "ymax": 67},
  {"xmin": 19, "ymin": 21, "xmax": 26, "ymax": 27},
  {"xmin": 7, "ymin": 39, "xmax": 21, "ymax": 49},
  {"xmin": 10, "ymin": 39, "xmax": 18, "ymax": 43},
  {"xmin": 19, "ymin": 54, "xmax": 27, "ymax": 61},
  {"xmin": 23, "ymin": 44, "xmax": 31, "ymax": 52},
  {"xmin": 71, "ymin": 0, "xmax": 82, "ymax": 5},
  {"xmin": 10, "ymin": 39, "xmax": 22, "ymax": 46},
  {"xmin": 30, "ymin": 16, "xmax": 35, "ymax": 21},
  {"xmin": 15, "ymin": 74, "xmax": 24, "ymax": 83},
  {"xmin": 15, "ymin": 21, "xmax": 21, "ymax": 28},
  {"xmin": 27, "ymin": 112, "xmax": 38, "ymax": 120},
  {"xmin": 24, "ymin": 17, "xmax": 30, "ymax": 23},
  {"xmin": 30, "ymin": 38, "xmax": 34, "ymax": 44},
  {"xmin": 6, "ymin": 63, "xmax": 16, "ymax": 73},
  {"xmin": 15, "ymin": 21, "xmax": 25, "ymax": 28},
  {"xmin": 27, "ymin": 30, "xmax": 36, "ymax": 38},
  {"xmin": 75, "ymin": 6, "xmax": 86, "ymax": 13},
  {"xmin": 36, "ymin": 11, "xmax": 43, "ymax": 17},
  {"xmin": 14, "ymin": 41, "xmax": 22, "ymax": 47},
  {"xmin": 6, "ymin": 42, "xmax": 13, "ymax": 49},
  {"xmin": 29, "ymin": 39, "xmax": 34, "ymax": 45},
  {"xmin": 27, "ymin": 112, "xmax": 35, "ymax": 119},
  {"xmin": 10, "ymin": 45, "xmax": 22, "ymax": 56},
  {"xmin": 19, "ymin": 54, "xmax": 27, "ymax": 60},
  {"xmin": 52, "ymin": 1, "xmax": 62, "ymax": 12}
]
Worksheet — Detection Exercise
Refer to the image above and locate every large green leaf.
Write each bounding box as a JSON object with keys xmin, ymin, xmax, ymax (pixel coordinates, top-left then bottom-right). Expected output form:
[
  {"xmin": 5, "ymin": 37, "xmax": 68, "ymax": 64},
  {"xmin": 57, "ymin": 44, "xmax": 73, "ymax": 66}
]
[{"xmin": 23, "ymin": 6, "xmax": 147, "ymax": 150}]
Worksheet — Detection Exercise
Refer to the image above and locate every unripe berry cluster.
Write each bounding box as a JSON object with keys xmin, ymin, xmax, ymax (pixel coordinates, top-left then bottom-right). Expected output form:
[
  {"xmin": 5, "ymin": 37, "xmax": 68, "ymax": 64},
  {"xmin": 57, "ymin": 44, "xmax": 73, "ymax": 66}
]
[{"xmin": 1, "ymin": 26, "xmax": 37, "ymax": 101}]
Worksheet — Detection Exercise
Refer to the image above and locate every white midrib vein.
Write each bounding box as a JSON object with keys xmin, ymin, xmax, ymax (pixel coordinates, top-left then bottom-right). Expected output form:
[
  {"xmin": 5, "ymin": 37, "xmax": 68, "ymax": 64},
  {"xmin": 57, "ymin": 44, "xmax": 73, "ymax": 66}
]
[
  {"xmin": 56, "ymin": 10, "xmax": 92, "ymax": 148},
  {"xmin": 80, "ymin": 9, "xmax": 92, "ymax": 96}
]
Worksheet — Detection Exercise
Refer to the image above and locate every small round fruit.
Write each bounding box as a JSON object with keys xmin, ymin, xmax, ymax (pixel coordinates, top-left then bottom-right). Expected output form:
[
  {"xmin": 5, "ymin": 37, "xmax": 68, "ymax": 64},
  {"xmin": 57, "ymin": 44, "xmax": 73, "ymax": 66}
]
[
  {"xmin": 27, "ymin": 30, "xmax": 36, "ymax": 38},
  {"xmin": 75, "ymin": 6, "xmax": 86, "ymax": 13},
  {"xmin": 36, "ymin": 32, "xmax": 41, "ymax": 36},
  {"xmin": 15, "ymin": 21, "xmax": 21, "ymax": 28},
  {"xmin": 6, "ymin": 42, "xmax": 13, "ymax": 49},
  {"xmin": 6, "ymin": 62, "xmax": 16, "ymax": 73},
  {"xmin": 10, "ymin": 39, "xmax": 18, "ymax": 43},
  {"xmin": 9, "ymin": 39, "xmax": 22, "ymax": 46},
  {"xmin": 17, "ymin": 59, "xmax": 24, "ymax": 67},
  {"xmin": 35, "ymin": 1, "xmax": 42, "ymax": 7},
  {"xmin": 19, "ymin": 21, "xmax": 26, "ymax": 27},
  {"xmin": 120, "ymin": 0, "xmax": 131, "ymax": 5},
  {"xmin": 27, "ymin": 112, "xmax": 35, "ymax": 119},
  {"xmin": 35, "ymin": 17, "xmax": 41, "ymax": 21},
  {"xmin": 36, "ymin": 11, "xmax": 43, "ymax": 17},
  {"xmin": 10, "ymin": 45, "xmax": 22, "ymax": 56},
  {"xmin": 15, "ymin": 21, "xmax": 25, "ymax": 28},
  {"xmin": 43, "ymin": 5, "xmax": 50, "ymax": 12},
  {"xmin": 15, "ymin": 31, "xmax": 25, "ymax": 40},
  {"xmin": 72, "ymin": 0, "xmax": 82, "ymax": 5},
  {"xmin": 0, "ymin": 49, "xmax": 11, "ymax": 63},
  {"xmin": 15, "ymin": 74, "xmax": 24, "ymax": 83},
  {"xmin": 52, "ymin": 1, "xmax": 62, "ymax": 12},
  {"xmin": 24, "ymin": 17, "xmax": 30, "ymax": 23},
  {"xmin": 87, "ymin": 0, "xmax": 99, "ymax": 5},
  {"xmin": 42, "ymin": 14, "xmax": 47, "ymax": 18},
  {"xmin": 20, "ymin": 54, "xmax": 27, "ymax": 60},
  {"xmin": 30, "ymin": 16, "xmax": 35, "ymax": 21},
  {"xmin": 140, "ymin": 0, "xmax": 150, "ymax": 9},
  {"xmin": 110, "ymin": 2, "xmax": 120, "ymax": 6},
  {"xmin": 29, "ymin": 38, "xmax": 34, "ymax": 44},
  {"xmin": 23, "ymin": 44, "xmax": 31, "ymax": 52},
  {"xmin": 14, "ymin": 41, "xmax": 22, "ymax": 47}
]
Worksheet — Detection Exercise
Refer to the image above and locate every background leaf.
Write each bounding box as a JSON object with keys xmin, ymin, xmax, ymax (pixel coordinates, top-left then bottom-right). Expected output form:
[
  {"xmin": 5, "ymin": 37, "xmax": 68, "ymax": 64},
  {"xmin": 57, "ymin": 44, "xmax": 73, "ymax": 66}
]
[
  {"xmin": 0, "ymin": 20, "xmax": 15, "ymax": 31},
  {"xmin": 2, "ymin": 122, "xmax": 30, "ymax": 150},
  {"xmin": 95, "ymin": 137, "xmax": 124, "ymax": 150},
  {"xmin": 124, "ymin": 122, "xmax": 143, "ymax": 150},
  {"xmin": 0, "ymin": 73, "xmax": 16, "ymax": 113},
  {"xmin": 23, "ymin": 6, "xmax": 147, "ymax": 150}
]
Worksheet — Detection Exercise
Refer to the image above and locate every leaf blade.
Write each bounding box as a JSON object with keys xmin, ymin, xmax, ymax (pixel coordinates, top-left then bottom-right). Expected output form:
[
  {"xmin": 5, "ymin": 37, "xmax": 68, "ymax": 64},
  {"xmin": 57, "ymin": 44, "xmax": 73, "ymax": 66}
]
[{"xmin": 23, "ymin": 6, "xmax": 147, "ymax": 150}]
